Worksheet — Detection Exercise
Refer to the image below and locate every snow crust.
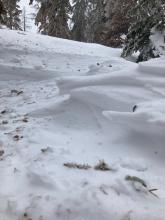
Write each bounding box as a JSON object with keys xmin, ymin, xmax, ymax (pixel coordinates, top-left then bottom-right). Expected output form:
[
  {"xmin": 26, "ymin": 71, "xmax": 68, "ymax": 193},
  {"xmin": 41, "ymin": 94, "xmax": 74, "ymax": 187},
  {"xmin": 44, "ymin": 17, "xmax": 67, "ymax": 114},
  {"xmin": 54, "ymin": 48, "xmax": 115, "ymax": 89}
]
[{"xmin": 0, "ymin": 29, "xmax": 165, "ymax": 220}]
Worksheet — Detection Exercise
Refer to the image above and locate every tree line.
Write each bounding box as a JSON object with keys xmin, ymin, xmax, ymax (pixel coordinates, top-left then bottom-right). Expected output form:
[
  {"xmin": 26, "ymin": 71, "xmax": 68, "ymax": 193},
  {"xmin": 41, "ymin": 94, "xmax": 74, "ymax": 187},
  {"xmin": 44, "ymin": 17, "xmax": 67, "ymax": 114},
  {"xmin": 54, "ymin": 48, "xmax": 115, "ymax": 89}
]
[
  {"xmin": 0, "ymin": 0, "xmax": 21, "ymax": 30},
  {"xmin": 0, "ymin": 0, "xmax": 165, "ymax": 62}
]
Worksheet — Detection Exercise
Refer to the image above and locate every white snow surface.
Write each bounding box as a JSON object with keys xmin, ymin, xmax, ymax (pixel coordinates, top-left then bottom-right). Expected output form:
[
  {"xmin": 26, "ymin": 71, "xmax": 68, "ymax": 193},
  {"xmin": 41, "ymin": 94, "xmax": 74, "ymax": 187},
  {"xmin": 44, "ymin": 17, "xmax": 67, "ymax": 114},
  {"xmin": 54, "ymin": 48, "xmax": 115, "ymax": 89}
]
[{"xmin": 0, "ymin": 29, "xmax": 165, "ymax": 220}]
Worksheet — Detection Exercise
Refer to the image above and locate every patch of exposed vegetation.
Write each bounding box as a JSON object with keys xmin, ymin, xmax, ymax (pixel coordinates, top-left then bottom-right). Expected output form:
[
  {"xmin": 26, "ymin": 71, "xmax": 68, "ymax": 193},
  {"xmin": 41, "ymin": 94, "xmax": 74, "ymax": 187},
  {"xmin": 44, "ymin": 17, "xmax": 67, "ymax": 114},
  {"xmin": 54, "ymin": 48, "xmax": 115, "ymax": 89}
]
[
  {"xmin": 125, "ymin": 175, "xmax": 158, "ymax": 197},
  {"xmin": 64, "ymin": 162, "xmax": 91, "ymax": 170},
  {"xmin": 64, "ymin": 160, "xmax": 113, "ymax": 172},
  {"xmin": 41, "ymin": 147, "xmax": 53, "ymax": 153},
  {"xmin": 94, "ymin": 160, "xmax": 112, "ymax": 171},
  {"xmin": 11, "ymin": 89, "xmax": 23, "ymax": 96},
  {"xmin": 125, "ymin": 175, "xmax": 147, "ymax": 187},
  {"xmin": 13, "ymin": 135, "xmax": 23, "ymax": 141}
]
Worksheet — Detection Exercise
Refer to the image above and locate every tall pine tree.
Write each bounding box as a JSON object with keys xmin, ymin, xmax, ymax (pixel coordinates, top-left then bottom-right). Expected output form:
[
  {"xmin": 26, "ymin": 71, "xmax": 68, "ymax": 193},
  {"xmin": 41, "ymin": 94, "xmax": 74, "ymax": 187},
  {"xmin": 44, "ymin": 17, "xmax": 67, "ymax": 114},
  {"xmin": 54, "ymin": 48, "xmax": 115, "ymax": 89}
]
[
  {"xmin": 35, "ymin": 0, "xmax": 71, "ymax": 39},
  {"xmin": 71, "ymin": 0, "xmax": 135, "ymax": 47},
  {"xmin": 0, "ymin": 0, "xmax": 5, "ymax": 23},
  {"xmin": 103, "ymin": 0, "xmax": 136, "ymax": 47},
  {"xmin": 122, "ymin": 0, "xmax": 165, "ymax": 62},
  {"xmin": 72, "ymin": 0, "xmax": 88, "ymax": 42},
  {"xmin": 71, "ymin": 0, "xmax": 106, "ymax": 43},
  {"xmin": 86, "ymin": 0, "xmax": 106, "ymax": 43},
  {"xmin": 3, "ymin": 0, "xmax": 22, "ymax": 30}
]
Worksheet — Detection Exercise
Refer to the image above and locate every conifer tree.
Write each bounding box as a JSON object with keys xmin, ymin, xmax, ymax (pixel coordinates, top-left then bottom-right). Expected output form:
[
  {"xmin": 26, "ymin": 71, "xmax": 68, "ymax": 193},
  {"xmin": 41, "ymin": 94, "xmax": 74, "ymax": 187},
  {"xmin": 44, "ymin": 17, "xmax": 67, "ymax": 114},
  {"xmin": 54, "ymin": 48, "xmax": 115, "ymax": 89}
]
[
  {"xmin": 72, "ymin": 0, "xmax": 88, "ymax": 42},
  {"xmin": 86, "ymin": 0, "xmax": 106, "ymax": 43},
  {"xmin": 101, "ymin": 0, "xmax": 136, "ymax": 47},
  {"xmin": 72, "ymin": 0, "xmax": 106, "ymax": 43},
  {"xmin": 121, "ymin": 0, "xmax": 165, "ymax": 62},
  {"xmin": 0, "ymin": 0, "xmax": 5, "ymax": 23},
  {"xmin": 35, "ymin": 0, "xmax": 71, "ymax": 39},
  {"xmin": 3, "ymin": 0, "xmax": 22, "ymax": 30},
  {"xmin": 72, "ymin": 0, "xmax": 135, "ymax": 46}
]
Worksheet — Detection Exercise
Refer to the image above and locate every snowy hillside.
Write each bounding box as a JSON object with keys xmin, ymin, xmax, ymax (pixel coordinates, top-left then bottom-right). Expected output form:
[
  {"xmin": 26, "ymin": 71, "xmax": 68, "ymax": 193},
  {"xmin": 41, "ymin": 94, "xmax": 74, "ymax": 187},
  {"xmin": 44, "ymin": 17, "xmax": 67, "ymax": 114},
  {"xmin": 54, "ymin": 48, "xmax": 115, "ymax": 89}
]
[{"xmin": 0, "ymin": 29, "xmax": 165, "ymax": 220}]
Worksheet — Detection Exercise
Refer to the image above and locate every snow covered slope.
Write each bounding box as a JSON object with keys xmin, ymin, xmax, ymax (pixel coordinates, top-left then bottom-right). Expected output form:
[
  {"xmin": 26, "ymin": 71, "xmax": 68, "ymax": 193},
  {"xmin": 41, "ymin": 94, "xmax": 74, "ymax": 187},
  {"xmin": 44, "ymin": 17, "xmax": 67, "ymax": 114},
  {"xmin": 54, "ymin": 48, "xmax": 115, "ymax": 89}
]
[{"xmin": 0, "ymin": 29, "xmax": 165, "ymax": 220}]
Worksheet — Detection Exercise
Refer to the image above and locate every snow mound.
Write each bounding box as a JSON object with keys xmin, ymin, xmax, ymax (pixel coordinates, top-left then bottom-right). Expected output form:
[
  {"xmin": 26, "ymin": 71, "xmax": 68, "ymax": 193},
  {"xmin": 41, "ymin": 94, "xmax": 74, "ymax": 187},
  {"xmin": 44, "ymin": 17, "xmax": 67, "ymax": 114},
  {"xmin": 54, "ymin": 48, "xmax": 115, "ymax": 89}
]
[{"xmin": 138, "ymin": 56, "xmax": 165, "ymax": 76}]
